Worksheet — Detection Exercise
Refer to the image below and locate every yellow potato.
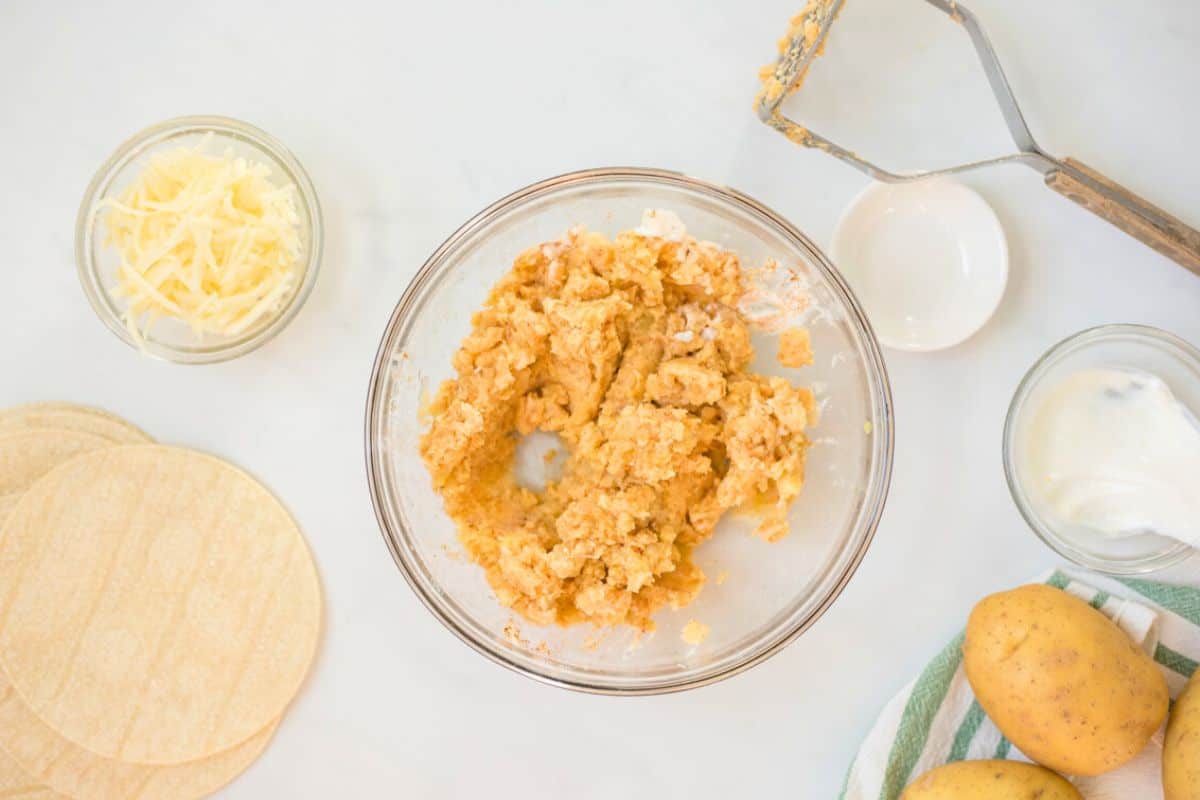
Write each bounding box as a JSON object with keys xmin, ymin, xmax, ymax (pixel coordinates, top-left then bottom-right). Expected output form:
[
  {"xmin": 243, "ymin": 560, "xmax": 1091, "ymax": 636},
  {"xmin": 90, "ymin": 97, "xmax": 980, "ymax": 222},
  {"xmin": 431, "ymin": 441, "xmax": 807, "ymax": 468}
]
[
  {"xmin": 1165, "ymin": 670, "xmax": 1200, "ymax": 800},
  {"xmin": 900, "ymin": 760, "xmax": 1081, "ymax": 799},
  {"xmin": 963, "ymin": 584, "xmax": 1168, "ymax": 776}
]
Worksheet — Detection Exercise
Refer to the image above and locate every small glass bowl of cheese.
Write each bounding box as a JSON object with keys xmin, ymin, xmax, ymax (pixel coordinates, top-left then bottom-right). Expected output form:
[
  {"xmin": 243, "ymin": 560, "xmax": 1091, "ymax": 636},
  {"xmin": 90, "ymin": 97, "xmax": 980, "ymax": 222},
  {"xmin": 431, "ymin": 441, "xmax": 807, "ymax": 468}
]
[{"xmin": 76, "ymin": 116, "xmax": 323, "ymax": 364}]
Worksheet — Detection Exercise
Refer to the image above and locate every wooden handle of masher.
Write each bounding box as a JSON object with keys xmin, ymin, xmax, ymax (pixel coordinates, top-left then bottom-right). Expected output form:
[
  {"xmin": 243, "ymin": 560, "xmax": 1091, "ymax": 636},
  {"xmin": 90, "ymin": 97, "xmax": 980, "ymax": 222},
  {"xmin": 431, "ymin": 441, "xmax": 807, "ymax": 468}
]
[{"xmin": 1045, "ymin": 158, "xmax": 1200, "ymax": 276}]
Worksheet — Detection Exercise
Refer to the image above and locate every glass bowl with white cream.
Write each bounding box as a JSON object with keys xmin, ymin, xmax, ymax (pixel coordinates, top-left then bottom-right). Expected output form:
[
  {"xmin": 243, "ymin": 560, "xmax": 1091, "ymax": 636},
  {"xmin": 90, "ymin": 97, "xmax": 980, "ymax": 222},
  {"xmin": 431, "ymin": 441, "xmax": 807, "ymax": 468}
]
[{"xmin": 1004, "ymin": 324, "xmax": 1200, "ymax": 574}]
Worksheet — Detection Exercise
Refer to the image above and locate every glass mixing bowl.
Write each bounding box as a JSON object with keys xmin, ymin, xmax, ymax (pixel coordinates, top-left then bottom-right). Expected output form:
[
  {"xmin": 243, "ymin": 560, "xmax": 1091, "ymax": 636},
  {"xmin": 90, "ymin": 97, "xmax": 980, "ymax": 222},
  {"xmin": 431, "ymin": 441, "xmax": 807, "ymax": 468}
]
[{"xmin": 365, "ymin": 168, "xmax": 893, "ymax": 693}]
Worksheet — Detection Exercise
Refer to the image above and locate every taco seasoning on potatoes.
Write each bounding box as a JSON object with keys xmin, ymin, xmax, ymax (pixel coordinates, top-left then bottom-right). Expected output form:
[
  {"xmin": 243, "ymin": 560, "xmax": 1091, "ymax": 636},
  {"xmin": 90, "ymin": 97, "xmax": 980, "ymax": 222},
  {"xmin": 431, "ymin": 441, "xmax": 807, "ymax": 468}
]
[{"xmin": 420, "ymin": 210, "xmax": 818, "ymax": 632}]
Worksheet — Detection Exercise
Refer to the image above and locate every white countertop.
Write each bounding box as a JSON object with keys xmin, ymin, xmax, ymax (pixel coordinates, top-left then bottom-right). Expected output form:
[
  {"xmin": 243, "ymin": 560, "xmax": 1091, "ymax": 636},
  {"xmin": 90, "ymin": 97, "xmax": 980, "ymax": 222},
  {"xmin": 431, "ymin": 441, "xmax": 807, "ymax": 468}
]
[{"xmin": 2, "ymin": 0, "xmax": 1198, "ymax": 796}]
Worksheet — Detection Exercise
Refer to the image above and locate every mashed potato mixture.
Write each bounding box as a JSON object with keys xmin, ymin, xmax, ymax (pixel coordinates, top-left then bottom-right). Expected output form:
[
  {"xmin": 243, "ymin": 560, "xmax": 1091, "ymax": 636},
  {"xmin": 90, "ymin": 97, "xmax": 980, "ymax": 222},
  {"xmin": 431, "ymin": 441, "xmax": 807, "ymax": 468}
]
[{"xmin": 420, "ymin": 211, "xmax": 816, "ymax": 631}]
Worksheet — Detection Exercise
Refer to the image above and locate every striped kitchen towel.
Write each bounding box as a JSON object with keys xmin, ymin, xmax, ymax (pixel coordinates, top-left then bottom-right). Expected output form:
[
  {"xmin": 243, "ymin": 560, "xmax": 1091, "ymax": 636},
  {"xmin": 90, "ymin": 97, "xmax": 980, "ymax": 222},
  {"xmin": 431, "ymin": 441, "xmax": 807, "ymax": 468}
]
[{"xmin": 840, "ymin": 568, "xmax": 1200, "ymax": 800}]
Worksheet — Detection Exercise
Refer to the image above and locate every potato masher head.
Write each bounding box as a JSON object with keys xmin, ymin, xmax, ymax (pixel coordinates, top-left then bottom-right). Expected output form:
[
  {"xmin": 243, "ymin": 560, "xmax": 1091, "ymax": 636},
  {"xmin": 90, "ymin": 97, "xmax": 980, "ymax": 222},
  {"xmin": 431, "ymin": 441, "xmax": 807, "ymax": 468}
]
[{"xmin": 756, "ymin": 0, "xmax": 1200, "ymax": 275}]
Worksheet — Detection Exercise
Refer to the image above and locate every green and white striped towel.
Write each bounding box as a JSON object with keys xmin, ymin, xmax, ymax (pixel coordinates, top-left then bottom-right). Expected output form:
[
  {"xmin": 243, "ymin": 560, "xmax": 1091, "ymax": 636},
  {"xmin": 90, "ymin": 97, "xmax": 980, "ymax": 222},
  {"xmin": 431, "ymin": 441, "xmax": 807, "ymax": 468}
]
[{"xmin": 840, "ymin": 568, "xmax": 1200, "ymax": 800}]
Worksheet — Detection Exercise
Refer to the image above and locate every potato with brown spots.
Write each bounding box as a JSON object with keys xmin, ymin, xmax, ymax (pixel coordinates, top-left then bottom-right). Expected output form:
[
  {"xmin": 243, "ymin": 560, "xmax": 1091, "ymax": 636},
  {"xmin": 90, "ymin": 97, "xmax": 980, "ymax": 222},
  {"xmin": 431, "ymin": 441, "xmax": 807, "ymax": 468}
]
[
  {"xmin": 900, "ymin": 760, "xmax": 1081, "ymax": 799},
  {"xmin": 1165, "ymin": 670, "xmax": 1200, "ymax": 799},
  {"xmin": 963, "ymin": 584, "xmax": 1168, "ymax": 776}
]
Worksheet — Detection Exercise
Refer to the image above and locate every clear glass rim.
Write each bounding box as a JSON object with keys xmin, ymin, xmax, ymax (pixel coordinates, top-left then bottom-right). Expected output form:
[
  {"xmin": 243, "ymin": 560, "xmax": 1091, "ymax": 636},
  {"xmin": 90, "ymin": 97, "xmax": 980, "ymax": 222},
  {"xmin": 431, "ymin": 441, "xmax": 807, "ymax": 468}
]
[
  {"xmin": 75, "ymin": 115, "xmax": 324, "ymax": 365},
  {"xmin": 364, "ymin": 166, "xmax": 895, "ymax": 694},
  {"xmin": 1002, "ymin": 323, "xmax": 1198, "ymax": 575}
]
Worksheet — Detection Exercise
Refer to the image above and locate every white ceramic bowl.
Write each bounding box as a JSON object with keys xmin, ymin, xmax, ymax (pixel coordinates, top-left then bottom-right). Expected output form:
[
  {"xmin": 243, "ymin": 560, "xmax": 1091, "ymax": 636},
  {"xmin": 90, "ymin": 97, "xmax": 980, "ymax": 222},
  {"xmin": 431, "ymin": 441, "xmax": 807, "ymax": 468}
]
[{"xmin": 830, "ymin": 178, "xmax": 1007, "ymax": 352}]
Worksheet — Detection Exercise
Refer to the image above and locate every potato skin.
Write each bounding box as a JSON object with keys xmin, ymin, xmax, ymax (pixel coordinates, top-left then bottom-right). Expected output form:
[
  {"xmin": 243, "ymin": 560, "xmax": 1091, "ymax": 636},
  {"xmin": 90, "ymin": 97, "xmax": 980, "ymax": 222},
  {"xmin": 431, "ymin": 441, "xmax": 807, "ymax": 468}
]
[
  {"xmin": 1165, "ymin": 671, "xmax": 1200, "ymax": 800},
  {"xmin": 963, "ymin": 584, "xmax": 1168, "ymax": 776},
  {"xmin": 900, "ymin": 760, "xmax": 1081, "ymax": 799}
]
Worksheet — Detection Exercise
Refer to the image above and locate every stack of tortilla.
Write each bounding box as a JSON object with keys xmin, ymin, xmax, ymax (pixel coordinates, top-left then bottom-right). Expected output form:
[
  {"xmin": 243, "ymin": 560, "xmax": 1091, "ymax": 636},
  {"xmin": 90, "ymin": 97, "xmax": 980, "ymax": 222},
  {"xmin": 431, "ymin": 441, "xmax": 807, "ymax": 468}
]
[{"xmin": 0, "ymin": 403, "xmax": 322, "ymax": 799}]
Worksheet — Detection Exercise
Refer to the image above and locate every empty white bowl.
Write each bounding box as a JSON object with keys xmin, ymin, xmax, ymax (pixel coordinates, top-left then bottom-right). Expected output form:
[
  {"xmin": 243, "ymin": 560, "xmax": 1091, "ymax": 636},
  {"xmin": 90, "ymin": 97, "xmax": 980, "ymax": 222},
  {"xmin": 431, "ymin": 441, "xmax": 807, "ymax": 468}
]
[{"xmin": 830, "ymin": 178, "xmax": 1008, "ymax": 352}]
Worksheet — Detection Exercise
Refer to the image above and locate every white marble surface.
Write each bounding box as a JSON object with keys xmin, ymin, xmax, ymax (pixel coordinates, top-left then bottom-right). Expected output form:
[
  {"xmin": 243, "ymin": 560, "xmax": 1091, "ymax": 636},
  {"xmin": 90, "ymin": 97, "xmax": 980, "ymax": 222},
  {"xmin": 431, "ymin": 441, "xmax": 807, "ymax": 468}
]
[{"xmin": 1, "ymin": 0, "xmax": 1198, "ymax": 796}]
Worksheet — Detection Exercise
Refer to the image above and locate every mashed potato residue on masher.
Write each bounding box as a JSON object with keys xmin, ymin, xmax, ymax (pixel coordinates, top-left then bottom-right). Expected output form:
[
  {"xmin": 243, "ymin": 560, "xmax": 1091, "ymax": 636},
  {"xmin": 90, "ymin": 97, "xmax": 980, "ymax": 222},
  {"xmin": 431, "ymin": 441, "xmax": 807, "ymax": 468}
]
[{"xmin": 420, "ymin": 211, "xmax": 817, "ymax": 631}]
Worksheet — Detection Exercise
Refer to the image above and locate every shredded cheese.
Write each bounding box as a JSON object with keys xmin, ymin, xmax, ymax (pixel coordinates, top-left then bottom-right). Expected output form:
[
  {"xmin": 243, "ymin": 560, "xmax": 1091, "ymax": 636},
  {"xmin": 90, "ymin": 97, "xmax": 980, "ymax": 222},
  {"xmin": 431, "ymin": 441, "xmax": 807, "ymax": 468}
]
[{"xmin": 102, "ymin": 136, "xmax": 302, "ymax": 343}]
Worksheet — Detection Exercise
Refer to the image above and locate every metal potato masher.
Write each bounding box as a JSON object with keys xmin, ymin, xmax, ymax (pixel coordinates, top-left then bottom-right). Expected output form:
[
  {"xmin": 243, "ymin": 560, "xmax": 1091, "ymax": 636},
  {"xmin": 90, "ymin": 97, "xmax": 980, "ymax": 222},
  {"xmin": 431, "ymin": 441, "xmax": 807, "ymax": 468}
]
[{"xmin": 756, "ymin": 0, "xmax": 1200, "ymax": 275}]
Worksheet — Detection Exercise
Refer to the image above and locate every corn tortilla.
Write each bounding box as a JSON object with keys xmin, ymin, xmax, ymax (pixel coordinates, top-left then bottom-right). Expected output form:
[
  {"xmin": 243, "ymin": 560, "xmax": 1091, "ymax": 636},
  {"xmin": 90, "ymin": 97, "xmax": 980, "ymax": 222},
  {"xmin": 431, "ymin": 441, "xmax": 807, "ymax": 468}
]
[
  {"xmin": 0, "ymin": 745, "xmax": 59, "ymax": 799},
  {"xmin": 0, "ymin": 494, "xmax": 17, "ymax": 525},
  {"xmin": 0, "ymin": 403, "xmax": 151, "ymax": 445},
  {"xmin": 0, "ymin": 677, "xmax": 277, "ymax": 800},
  {"xmin": 0, "ymin": 445, "xmax": 321, "ymax": 765},
  {"xmin": 0, "ymin": 430, "xmax": 113, "ymax": 496}
]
